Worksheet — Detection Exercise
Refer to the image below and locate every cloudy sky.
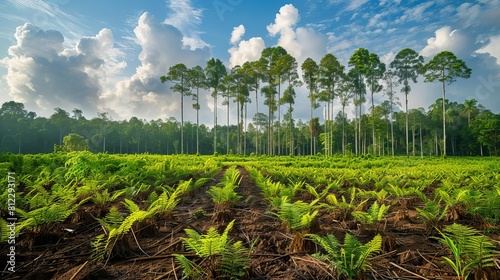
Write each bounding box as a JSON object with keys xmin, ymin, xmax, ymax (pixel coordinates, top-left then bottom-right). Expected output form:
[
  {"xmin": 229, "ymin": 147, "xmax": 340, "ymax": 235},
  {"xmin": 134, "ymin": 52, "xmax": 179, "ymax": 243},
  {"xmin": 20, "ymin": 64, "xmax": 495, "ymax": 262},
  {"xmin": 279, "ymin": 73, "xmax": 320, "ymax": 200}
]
[{"xmin": 0, "ymin": 0, "xmax": 499, "ymax": 125}]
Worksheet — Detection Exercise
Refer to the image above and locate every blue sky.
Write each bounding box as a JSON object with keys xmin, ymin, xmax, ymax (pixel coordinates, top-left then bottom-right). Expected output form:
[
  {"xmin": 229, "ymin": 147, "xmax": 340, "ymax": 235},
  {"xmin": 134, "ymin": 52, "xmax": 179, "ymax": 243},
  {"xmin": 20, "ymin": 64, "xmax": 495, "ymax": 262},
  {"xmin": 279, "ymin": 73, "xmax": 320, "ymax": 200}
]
[{"xmin": 0, "ymin": 0, "xmax": 499, "ymax": 125}]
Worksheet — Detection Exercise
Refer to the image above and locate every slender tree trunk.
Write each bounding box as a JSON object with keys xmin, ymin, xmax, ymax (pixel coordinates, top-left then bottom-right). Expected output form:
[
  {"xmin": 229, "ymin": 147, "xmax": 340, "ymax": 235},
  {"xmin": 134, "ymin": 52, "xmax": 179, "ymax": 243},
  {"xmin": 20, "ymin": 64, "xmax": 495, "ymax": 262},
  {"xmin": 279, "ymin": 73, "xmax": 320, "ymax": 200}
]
[
  {"xmin": 196, "ymin": 89, "xmax": 199, "ymax": 154},
  {"xmin": 255, "ymin": 88, "xmax": 259, "ymax": 155},
  {"xmin": 405, "ymin": 92, "xmax": 409, "ymax": 157},
  {"xmin": 181, "ymin": 91, "xmax": 184, "ymax": 154},
  {"xmin": 435, "ymin": 132, "xmax": 438, "ymax": 156},
  {"xmin": 342, "ymin": 106, "xmax": 346, "ymax": 156},
  {"xmin": 227, "ymin": 96, "xmax": 230, "ymax": 154},
  {"xmin": 214, "ymin": 90, "xmax": 217, "ymax": 154},
  {"xmin": 442, "ymin": 68, "xmax": 447, "ymax": 158},
  {"xmin": 278, "ymin": 81, "xmax": 281, "ymax": 156},
  {"xmin": 371, "ymin": 90, "xmax": 376, "ymax": 154},
  {"xmin": 310, "ymin": 93, "xmax": 314, "ymax": 156},
  {"xmin": 237, "ymin": 98, "xmax": 240, "ymax": 154},
  {"xmin": 420, "ymin": 125, "xmax": 423, "ymax": 159},
  {"xmin": 244, "ymin": 102, "xmax": 247, "ymax": 155},
  {"xmin": 412, "ymin": 127, "xmax": 415, "ymax": 156}
]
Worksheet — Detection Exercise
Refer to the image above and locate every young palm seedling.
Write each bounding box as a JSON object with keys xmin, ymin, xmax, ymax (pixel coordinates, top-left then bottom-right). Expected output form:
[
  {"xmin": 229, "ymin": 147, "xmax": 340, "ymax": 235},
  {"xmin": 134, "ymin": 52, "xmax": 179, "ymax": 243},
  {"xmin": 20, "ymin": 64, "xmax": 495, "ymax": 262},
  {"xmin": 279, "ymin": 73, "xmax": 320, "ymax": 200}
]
[
  {"xmin": 437, "ymin": 223, "xmax": 500, "ymax": 280},
  {"xmin": 174, "ymin": 220, "xmax": 253, "ymax": 279},
  {"xmin": 307, "ymin": 232, "xmax": 382, "ymax": 280},
  {"xmin": 416, "ymin": 199, "xmax": 449, "ymax": 234},
  {"xmin": 352, "ymin": 201, "xmax": 390, "ymax": 233},
  {"xmin": 272, "ymin": 199, "xmax": 320, "ymax": 253},
  {"xmin": 92, "ymin": 199, "xmax": 154, "ymax": 264},
  {"xmin": 207, "ymin": 166, "xmax": 242, "ymax": 222}
]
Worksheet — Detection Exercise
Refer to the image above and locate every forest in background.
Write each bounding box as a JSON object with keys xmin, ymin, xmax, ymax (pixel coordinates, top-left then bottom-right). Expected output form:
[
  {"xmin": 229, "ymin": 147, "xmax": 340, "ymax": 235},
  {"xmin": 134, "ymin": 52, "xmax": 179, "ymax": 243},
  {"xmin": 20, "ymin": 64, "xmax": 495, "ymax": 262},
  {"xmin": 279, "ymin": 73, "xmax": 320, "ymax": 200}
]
[{"xmin": 1, "ymin": 47, "xmax": 499, "ymax": 156}]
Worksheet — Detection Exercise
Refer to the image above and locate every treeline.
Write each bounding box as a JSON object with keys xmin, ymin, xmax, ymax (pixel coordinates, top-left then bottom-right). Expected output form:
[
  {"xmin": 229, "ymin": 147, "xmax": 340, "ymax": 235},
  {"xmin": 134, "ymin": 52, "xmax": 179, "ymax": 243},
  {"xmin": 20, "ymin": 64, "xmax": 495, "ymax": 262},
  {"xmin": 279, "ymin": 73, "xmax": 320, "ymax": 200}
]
[
  {"xmin": 1, "ymin": 97, "xmax": 499, "ymax": 156},
  {"xmin": 1, "ymin": 47, "xmax": 499, "ymax": 156}
]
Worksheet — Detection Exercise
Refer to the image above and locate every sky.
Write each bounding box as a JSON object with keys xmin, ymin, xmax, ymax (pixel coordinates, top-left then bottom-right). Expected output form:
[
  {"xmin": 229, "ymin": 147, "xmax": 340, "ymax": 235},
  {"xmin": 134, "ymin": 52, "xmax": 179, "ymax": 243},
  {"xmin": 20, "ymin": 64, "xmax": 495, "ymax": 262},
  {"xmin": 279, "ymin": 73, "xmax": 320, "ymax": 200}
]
[{"xmin": 0, "ymin": 0, "xmax": 499, "ymax": 126}]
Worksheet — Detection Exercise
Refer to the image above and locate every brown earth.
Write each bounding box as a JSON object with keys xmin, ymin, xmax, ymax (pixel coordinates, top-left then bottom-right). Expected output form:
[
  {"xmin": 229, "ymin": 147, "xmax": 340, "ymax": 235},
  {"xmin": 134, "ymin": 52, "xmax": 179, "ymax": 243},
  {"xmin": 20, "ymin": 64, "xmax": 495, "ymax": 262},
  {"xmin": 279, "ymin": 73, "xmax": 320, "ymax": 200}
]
[{"xmin": 1, "ymin": 167, "xmax": 499, "ymax": 280}]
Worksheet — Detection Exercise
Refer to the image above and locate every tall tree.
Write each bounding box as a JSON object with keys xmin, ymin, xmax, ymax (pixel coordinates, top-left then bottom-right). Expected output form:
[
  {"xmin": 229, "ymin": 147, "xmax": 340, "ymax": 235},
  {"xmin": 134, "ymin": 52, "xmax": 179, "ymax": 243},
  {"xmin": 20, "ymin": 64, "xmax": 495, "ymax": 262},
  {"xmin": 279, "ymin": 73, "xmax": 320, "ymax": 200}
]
[
  {"xmin": 319, "ymin": 53, "xmax": 345, "ymax": 156},
  {"xmin": 205, "ymin": 58, "xmax": 227, "ymax": 154},
  {"xmin": 390, "ymin": 48, "xmax": 424, "ymax": 157},
  {"xmin": 348, "ymin": 48, "xmax": 370, "ymax": 155},
  {"xmin": 338, "ymin": 74, "xmax": 354, "ymax": 156},
  {"xmin": 301, "ymin": 57, "xmax": 320, "ymax": 155},
  {"xmin": 187, "ymin": 65, "xmax": 206, "ymax": 154},
  {"xmin": 279, "ymin": 54, "xmax": 301, "ymax": 155},
  {"xmin": 365, "ymin": 53, "xmax": 385, "ymax": 154},
  {"xmin": 382, "ymin": 69, "xmax": 400, "ymax": 157},
  {"xmin": 421, "ymin": 50, "xmax": 472, "ymax": 157},
  {"xmin": 243, "ymin": 61, "xmax": 264, "ymax": 155},
  {"xmin": 161, "ymin": 63, "xmax": 190, "ymax": 154},
  {"xmin": 271, "ymin": 47, "xmax": 289, "ymax": 155}
]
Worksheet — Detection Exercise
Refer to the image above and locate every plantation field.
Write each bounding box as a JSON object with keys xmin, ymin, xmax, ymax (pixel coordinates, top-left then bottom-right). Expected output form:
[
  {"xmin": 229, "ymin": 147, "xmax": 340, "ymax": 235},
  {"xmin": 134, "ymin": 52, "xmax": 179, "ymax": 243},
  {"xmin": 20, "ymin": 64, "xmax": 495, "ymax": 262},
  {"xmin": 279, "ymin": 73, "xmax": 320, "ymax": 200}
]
[{"xmin": 1, "ymin": 153, "xmax": 500, "ymax": 279}]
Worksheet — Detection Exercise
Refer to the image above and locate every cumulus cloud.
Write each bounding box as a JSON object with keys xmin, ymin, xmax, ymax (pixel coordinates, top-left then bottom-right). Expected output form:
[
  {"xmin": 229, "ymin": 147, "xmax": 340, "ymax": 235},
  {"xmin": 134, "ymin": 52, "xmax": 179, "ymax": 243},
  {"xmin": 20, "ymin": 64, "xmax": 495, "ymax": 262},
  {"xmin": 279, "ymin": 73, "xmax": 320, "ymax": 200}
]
[
  {"xmin": 267, "ymin": 4, "xmax": 327, "ymax": 63},
  {"xmin": 420, "ymin": 26, "xmax": 473, "ymax": 58},
  {"xmin": 477, "ymin": 35, "xmax": 500, "ymax": 64},
  {"xmin": 227, "ymin": 24, "xmax": 264, "ymax": 69},
  {"xmin": 228, "ymin": 37, "xmax": 265, "ymax": 68},
  {"xmin": 100, "ymin": 12, "xmax": 210, "ymax": 120},
  {"xmin": 1, "ymin": 23, "xmax": 125, "ymax": 116},
  {"xmin": 230, "ymin": 25, "xmax": 245, "ymax": 44}
]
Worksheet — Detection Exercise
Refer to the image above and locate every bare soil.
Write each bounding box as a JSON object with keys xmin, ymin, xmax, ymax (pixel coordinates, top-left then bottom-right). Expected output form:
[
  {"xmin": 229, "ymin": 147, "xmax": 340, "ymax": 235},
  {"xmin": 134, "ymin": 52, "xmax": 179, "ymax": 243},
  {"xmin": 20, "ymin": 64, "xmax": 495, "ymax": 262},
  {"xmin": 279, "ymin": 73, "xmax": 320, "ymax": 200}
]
[{"xmin": 2, "ymin": 167, "xmax": 499, "ymax": 279}]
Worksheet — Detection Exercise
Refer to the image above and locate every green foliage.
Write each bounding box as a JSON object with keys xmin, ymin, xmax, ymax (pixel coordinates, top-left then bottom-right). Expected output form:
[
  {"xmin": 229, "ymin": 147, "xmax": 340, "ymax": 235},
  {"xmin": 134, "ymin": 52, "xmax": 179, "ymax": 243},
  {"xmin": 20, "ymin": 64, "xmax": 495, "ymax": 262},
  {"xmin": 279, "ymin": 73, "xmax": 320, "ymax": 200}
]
[
  {"xmin": 92, "ymin": 200, "xmax": 154, "ymax": 263},
  {"xmin": 17, "ymin": 202, "xmax": 77, "ymax": 234},
  {"xmin": 273, "ymin": 199, "xmax": 319, "ymax": 232},
  {"xmin": 175, "ymin": 220, "xmax": 252, "ymax": 279},
  {"xmin": 207, "ymin": 166, "xmax": 242, "ymax": 205},
  {"xmin": 307, "ymin": 233, "xmax": 382, "ymax": 279},
  {"xmin": 416, "ymin": 199, "xmax": 449, "ymax": 232},
  {"xmin": 322, "ymin": 187, "xmax": 368, "ymax": 220},
  {"xmin": 438, "ymin": 223, "xmax": 500, "ymax": 279},
  {"xmin": 148, "ymin": 190, "xmax": 180, "ymax": 219},
  {"xmin": 60, "ymin": 133, "xmax": 89, "ymax": 152},
  {"xmin": 353, "ymin": 201, "xmax": 390, "ymax": 225}
]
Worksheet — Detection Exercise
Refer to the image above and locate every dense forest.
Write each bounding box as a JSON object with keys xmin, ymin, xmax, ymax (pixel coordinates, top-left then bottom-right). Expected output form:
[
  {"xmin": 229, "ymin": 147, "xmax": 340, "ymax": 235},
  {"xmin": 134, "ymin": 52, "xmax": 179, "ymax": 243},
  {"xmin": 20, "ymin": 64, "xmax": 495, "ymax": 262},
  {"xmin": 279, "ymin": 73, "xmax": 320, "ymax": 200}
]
[{"xmin": 1, "ymin": 47, "xmax": 499, "ymax": 156}]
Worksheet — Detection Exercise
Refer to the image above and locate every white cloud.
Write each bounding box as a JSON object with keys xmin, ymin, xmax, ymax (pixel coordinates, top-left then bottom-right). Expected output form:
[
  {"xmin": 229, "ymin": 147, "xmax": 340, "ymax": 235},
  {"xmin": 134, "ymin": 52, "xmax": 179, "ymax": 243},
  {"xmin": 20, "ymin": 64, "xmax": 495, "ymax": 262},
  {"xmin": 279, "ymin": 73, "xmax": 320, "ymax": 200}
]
[
  {"xmin": 267, "ymin": 4, "xmax": 327, "ymax": 63},
  {"xmin": 420, "ymin": 26, "xmax": 472, "ymax": 58},
  {"xmin": 164, "ymin": 0, "xmax": 208, "ymax": 50},
  {"xmin": 1, "ymin": 23, "xmax": 125, "ymax": 116},
  {"xmin": 100, "ymin": 12, "xmax": 211, "ymax": 120},
  {"xmin": 477, "ymin": 35, "xmax": 500, "ymax": 64},
  {"xmin": 456, "ymin": 3, "xmax": 481, "ymax": 27},
  {"xmin": 396, "ymin": 1, "xmax": 433, "ymax": 24},
  {"xmin": 230, "ymin": 24, "xmax": 245, "ymax": 44},
  {"xmin": 228, "ymin": 37, "xmax": 265, "ymax": 68},
  {"xmin": 380, "ymin": 51, "xmax": 395, "ymax": 65},
  {"xmin": 347, "ymin": 0, "xmax": 369, "ymax": 10}
]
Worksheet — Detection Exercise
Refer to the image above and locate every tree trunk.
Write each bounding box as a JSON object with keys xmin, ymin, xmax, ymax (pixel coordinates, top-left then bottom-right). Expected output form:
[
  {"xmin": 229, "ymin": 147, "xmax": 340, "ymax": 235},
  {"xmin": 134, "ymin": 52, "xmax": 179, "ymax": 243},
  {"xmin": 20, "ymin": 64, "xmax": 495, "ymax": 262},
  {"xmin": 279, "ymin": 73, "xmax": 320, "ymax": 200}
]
[
  {"xmin": 405, "ymin": 92, "xmax": 409, "ymax": 157},
  {"xmin": 372, "ymin": 91, "xmax": 376, "ymax": 155},
  {"xmin": 227, "ymin": 96, "xmax": 230, "ymax": 154},
  {"xmin": 420, "ymin": 125, "xmax": 423, "ymax": 159},
  {"xmin": 442, "ymin": 68, "xmax": 447, "ymax": 158},
  {"xmin": 214, "ymin": 90, "xmax": 218, "ymax": 154},
  {"xmin": 412, "ymin": 127, "xmax": 415, "ymax": 156}
]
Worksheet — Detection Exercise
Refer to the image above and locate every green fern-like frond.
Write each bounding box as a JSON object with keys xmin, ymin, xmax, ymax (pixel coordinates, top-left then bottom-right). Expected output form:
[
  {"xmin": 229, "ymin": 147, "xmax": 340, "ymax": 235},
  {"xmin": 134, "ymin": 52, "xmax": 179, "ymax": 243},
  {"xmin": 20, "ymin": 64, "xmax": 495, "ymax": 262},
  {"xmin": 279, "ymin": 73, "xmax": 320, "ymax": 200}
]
[
  {"xmin": 122, "ymin": 198, "xmax": 140, "ymax": 213},
  {"xmin": 148, "ymin": 191, "xmax": 179, "ymax": 219},
  {"xmin": 439, "ymin": 223, "xmax": 500, "ymax": 276},
  {"xmin": 308, "ymin": 233, "xmax": 382, "ymax": 279},
  {"xmin": 275, "ymin": 200, "xmax": 318, "ymax": 232},
  {"xmin": 183, "ymin": 220, "xmax": 235, "ymax": 258},
  {"xmin": 353, "ymin": 201, "xmax": 390, "ymax": 225},
  {"xmin": 174, "ymin": 254, "xmax": 205, "ymax": 278},
  {"xmin": 306, "ymin": 233, "xmax": 340, "ymax": 258},
  {"xmin": 220, "ymin": 240, "xmax": 251, "ymax": 279}
]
